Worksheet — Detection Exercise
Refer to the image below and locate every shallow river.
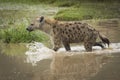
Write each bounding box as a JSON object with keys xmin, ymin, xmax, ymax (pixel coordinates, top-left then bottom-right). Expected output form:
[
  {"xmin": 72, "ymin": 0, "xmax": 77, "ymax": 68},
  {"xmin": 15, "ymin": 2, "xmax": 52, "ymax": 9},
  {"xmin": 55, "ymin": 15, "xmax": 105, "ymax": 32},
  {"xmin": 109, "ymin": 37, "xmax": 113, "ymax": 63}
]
[
  {"xmin": 0, "ymin": 24, "xmax": 120, "ymax": 80},
  {"xmin": 0, "ymin": 3, "xmax": 120, "ymax": 80}
]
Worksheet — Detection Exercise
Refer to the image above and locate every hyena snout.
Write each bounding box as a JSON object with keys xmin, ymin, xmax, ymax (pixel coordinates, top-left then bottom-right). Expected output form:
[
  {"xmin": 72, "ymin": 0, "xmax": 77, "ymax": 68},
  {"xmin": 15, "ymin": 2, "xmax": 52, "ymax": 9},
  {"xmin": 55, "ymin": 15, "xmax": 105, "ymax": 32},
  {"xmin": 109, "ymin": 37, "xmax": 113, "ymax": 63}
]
[
  {"xmin": 26, "ymin": 27, "xmax": 33, "ymax": 32},
  {"xmin": 26, "ymin": 24, "xmax": 34, "ymax": 32}
]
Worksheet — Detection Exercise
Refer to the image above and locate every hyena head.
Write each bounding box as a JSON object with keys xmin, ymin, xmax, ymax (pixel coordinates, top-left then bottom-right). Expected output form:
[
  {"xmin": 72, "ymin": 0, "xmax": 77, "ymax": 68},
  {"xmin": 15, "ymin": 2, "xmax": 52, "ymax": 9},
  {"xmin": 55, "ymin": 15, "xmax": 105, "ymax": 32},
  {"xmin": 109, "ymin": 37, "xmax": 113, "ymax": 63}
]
[
  {"xmin": 26, "ymin": 16, "xmax": 45, "ymax": 32},
  {"xmin": 26, "ymin": 16, "xmax": 57, "ymax": 34}
]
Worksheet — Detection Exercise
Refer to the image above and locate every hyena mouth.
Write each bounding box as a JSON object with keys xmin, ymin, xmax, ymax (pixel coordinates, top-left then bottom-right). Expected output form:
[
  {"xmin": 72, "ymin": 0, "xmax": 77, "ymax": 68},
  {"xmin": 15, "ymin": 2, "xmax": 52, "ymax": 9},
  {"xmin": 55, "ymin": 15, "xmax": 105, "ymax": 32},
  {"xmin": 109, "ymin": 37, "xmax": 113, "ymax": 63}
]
[{"xmin": 26, "ymin": 28, "xmax": 33, "ymax": 32}]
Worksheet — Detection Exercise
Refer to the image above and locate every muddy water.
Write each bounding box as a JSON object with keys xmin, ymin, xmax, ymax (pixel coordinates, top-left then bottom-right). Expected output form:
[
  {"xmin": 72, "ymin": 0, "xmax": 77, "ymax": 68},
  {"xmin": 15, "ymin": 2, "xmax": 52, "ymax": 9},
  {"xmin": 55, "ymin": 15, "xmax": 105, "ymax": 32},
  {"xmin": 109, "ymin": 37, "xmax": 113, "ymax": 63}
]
[
  {"xmin": 0, "ymin": 37, "xmax": 120, "ymax": 80},
  {"xmin": 0, "ymin": 3, "xmax": 120, "ymax": 80}
]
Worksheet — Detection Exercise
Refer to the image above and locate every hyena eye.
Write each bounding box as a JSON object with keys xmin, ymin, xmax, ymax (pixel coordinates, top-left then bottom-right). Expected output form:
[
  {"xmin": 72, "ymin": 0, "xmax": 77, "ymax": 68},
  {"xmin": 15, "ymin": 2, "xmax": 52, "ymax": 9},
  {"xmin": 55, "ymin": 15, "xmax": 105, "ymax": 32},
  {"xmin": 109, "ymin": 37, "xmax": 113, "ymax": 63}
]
[
  {"xmin": 31, "ymin": 24, "xmax": 34, "ymax": 25},
  {"xmin": 40, "ymin": 16, "xmax": 44, "ymax": 22}
]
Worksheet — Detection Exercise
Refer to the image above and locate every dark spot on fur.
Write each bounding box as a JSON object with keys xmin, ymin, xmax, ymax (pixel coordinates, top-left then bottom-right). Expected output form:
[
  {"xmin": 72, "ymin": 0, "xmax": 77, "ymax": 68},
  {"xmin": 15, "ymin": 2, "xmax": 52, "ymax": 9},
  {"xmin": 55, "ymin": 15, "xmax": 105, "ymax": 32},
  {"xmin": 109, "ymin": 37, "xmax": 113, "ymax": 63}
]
[
  {"xmin": 68, "ymin": 29, "xmax": 72, "ymax": 32},
  {"xmin": 76, "ymin": 24, "xmax": 79, "ymax": 27},
  {"xmin": 64, "ymin": 28, "xmax": 67, "ymax": 31},
  {"xmin": 65, "ymin": 24, "xmax": 69, "ymax": 27},
  {"xmin": 74, "ymin": 22, "xmax": 77, "ymax": 24},
  {"xmin": 93, "ymin": 28, "xmax": 96, "ymax": 31},
  {"xmin": 74, "ymin": 32, "xmax": 76, "ymax": 35},
  {"xmin": 57, "ymin": 28, "xmax": 59, "ymax": 31},
  {"xmin": 73, "ymin": 27, "xmax": 75, "ymax": 30},
  {"xmin": 88, "ymin": 28, "xmax": 91, "ymax": 31},
  {"xmin": 78, "ymin": 28, "xmax": 81, "ymax": 31},
  {"xmin": 81, "ymin": 26, "xmax": 85, "ymax": 28},
  {"xmin": 62, "ymin": 31, "xmax": 64, "ymax": 34},
  {"xmin": 53, "ymin": 25, "xmax": 56, "ymax": 28},
  {"xmin": 77, "ymin": 26, "xmax": 81, "ymax": 31},
  {"xmin": 66, "ymin": 31, "xmax": 68, "ymax": 34},
  {"xmin": 68, "ymin": 35, "xmax": 70, "ymax": 38},
  {"xmin": 59, "ymin": 28, "xmax": 62, "ymax": 32},
  {"xmin": 79, "ymin": 32, "xmax": 81, "ymax": 35}
]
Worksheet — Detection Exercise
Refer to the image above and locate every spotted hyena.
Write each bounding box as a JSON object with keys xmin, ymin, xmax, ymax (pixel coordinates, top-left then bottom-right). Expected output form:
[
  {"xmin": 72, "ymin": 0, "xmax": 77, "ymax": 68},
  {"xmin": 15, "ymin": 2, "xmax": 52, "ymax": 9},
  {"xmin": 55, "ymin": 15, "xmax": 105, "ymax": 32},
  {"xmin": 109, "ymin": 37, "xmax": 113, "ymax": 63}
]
[{"xmin": 26, "ymin": 16, "xmax": 110, "ymax": 51}]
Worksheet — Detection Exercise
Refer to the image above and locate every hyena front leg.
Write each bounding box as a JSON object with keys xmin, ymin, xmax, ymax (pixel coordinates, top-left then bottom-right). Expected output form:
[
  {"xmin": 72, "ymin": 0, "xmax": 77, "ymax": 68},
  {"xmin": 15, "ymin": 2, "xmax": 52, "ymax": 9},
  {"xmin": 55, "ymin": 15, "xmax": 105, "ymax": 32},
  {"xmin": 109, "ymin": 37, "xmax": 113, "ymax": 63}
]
[
  {"xmin": 62, "ymin": 41, "xmax": 71, "ymax": 51},
  {"xmin": 52, "ymin": 36, "xmax": 62, "ymax": 51}
]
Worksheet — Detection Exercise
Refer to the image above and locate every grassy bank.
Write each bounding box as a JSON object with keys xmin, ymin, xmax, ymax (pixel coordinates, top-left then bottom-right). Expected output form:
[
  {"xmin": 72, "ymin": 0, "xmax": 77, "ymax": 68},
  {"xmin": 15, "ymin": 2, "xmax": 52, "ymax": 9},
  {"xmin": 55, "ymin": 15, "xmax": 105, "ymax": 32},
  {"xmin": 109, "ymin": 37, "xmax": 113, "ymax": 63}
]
[
  {"xmin": 0, "ymin": 3, "xmax": 58, "ymax": 44},
  {"xmin": 1, "ymin": 0, "xmax": 119, "ymax": 21},
  {"xmin": 0, "ymin": 0, "xmax": 120, "ymax": 5},
  {"xmin": 55, "ymin": 3, "xmax": 120, "ymax": 21},
  {"xmin": 0, "ymin": 24, "xmax": 49, "ymax": 44}
]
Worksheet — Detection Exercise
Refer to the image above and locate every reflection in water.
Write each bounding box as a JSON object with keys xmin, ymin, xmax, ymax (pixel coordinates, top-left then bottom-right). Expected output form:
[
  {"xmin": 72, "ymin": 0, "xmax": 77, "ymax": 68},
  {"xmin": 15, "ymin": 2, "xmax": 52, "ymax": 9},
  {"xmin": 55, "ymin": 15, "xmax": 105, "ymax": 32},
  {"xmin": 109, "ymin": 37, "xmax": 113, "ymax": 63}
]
[
  {"xmin": 50, "ymin": 53, "xmax": 109, "ymax": 80},
  {"xmin": 25, "ymin": 42, "xmax": 120, "ymax": 80},
  {"xmin": 25, "ymin": 42, "xmax": 120, "ymax": 66},
  {"xmin": 0, "ymin": 42, "xmax": 120, "ymax": 80}
]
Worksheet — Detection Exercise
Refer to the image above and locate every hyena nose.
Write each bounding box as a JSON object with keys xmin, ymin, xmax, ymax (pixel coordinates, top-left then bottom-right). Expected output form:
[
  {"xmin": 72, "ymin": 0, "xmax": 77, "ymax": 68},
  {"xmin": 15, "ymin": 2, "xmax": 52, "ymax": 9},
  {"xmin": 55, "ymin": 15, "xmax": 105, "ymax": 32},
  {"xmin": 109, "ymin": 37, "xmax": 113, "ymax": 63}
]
[
  {"xmin": 26, "ymin": 27, "xmax": 31, "ymax": 32},
  {"xmin": 26, "ymin": 28, "xmax": 29, "ymax": 31},
  {"xmin": 26, "ymin": 27, "xmax": 33, "ymax": 32}
]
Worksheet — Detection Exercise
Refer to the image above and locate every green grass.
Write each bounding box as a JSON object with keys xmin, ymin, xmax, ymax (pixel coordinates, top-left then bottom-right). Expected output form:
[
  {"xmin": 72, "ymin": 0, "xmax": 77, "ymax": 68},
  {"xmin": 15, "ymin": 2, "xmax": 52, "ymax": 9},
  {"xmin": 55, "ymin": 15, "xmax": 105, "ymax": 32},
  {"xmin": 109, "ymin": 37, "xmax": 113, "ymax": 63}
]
[
  {"xmin": 0, "ymin": 3, "xmax": 53, "ymax": 44},
  {"xmin": 0, "ymin": 0, "xmax": 120, "ymax": 21},
  {"xmin": 0, "ymin": 24, "xmax": 49, "ymax": 43},
  {"xmin": 0, "ymin": 0, "xmax": 120, "ymax": 4},
  {"xmin": 55, "ymin": 3, "xmax": 120, "ymax": 21},
  {"xmin": 0, "ymin": 0, "xmax": 55, "ymax": 4}
]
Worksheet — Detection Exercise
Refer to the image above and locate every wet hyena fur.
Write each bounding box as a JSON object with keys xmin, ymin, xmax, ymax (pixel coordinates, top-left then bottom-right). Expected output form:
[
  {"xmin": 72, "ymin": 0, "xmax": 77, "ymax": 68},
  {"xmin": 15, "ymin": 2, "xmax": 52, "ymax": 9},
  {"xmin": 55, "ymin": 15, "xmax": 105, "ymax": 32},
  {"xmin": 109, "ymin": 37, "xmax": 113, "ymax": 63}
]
[{"xmin": 26, "ymin": 16, "xmax": 110, "ymax": 51}]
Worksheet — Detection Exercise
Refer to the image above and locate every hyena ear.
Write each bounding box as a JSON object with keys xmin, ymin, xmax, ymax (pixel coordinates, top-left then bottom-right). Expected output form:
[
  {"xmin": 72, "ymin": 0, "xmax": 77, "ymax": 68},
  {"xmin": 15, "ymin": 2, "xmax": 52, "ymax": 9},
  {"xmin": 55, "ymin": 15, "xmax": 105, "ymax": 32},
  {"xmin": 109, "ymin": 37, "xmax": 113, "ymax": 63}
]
[{"xmin": 40, "ymin": 16, "xmax": 44, "ymax": 22}]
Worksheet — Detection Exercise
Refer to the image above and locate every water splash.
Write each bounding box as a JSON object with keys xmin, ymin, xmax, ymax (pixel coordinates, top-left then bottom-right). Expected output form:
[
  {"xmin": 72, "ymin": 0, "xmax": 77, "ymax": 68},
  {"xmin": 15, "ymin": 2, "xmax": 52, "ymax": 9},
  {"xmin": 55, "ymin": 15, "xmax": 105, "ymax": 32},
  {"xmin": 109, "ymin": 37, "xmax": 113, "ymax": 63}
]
[
  {"xmin": 25, "ymin": 42, "xmax": 55, "ymax": 66},
  {"xmin": 25, "ymin": 42, "xmax": 120, "ymax": 66},
  {"xmin": 59, "ymin": 43, "xmax": 120, "ymax": 54}
]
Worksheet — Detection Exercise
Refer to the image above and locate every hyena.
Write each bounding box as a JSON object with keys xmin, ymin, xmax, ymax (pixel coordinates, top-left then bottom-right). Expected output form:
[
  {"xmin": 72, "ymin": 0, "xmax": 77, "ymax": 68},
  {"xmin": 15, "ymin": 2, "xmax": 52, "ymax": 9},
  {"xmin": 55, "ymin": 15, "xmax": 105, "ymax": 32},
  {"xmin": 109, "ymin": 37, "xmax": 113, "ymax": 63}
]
[{"xmin": 26, "ymin": 16, "xmax": 110, "ymax": 51}]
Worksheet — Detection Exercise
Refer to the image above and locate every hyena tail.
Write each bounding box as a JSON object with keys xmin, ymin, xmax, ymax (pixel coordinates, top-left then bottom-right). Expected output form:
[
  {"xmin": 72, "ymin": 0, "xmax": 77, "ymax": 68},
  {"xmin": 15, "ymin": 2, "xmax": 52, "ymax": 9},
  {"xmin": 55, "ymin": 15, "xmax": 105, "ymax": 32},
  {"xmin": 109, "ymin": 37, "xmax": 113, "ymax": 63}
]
[{"xmin": 98, "ymin": 32, "xmax": 110, "ymax": 47}]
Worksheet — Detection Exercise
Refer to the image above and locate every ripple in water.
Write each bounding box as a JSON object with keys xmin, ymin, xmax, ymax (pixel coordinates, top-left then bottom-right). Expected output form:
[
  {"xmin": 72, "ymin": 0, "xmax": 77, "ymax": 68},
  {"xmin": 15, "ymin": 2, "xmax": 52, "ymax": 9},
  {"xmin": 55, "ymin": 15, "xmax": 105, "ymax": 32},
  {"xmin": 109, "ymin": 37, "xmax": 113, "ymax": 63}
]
[{"xmin": 25, "ymin": 42, "xmax": 120, "ymax": 66}]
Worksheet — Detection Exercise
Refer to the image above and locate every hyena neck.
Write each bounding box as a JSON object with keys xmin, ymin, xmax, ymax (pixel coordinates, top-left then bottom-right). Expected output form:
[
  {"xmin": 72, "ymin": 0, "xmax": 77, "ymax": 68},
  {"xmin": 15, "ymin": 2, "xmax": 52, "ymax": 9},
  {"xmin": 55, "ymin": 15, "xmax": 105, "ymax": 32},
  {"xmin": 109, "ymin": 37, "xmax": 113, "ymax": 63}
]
[
  {"xmin": 45, "ymin": 18, "xmax": 58, "ymax": 26},
  {"xmin": 40, "ymin": 18, "xmax": 57, "ymax": 35},
  {"xmin": 44, "ymin": 18, "xmax": 59, "ymax": 35}
]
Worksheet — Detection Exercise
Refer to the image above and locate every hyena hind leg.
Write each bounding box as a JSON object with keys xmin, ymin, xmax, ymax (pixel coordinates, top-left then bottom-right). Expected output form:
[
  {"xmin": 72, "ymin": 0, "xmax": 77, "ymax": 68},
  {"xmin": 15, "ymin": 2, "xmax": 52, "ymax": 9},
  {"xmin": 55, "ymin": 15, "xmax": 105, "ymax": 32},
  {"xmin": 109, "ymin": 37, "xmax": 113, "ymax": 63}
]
[
  {"xmin": 84, "ymin": 42, "xmax": 92, "ymax": 51},
  {"xmin": 93, "ymin": 42, "xmax": 105, "ymax": 49}
]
